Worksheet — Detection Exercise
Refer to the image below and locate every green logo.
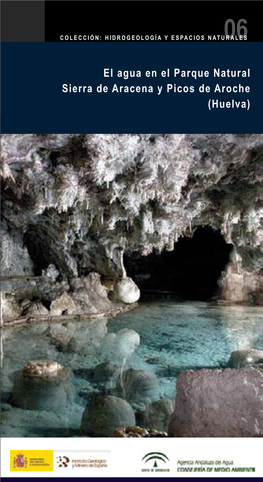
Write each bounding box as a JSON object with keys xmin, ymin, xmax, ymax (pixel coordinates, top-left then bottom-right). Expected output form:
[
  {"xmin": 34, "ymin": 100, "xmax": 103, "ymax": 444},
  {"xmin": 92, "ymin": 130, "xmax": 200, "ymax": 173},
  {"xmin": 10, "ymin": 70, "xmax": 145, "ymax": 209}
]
[{"xmin": 142, "ymin": 452, "xmax": 170, "ymax": 472}]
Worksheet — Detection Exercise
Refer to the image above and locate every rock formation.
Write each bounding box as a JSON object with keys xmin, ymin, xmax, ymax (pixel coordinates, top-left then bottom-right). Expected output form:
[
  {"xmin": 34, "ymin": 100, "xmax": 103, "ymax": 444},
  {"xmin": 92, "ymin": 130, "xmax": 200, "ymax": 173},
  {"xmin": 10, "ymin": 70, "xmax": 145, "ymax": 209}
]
[
  {"xmin": 22, "ymin": 360, "xmax": 63, "ymax": 377},
  {"xmin": 1, "ymin": 134, "xmax": 262, "ymax": 312},
  {"xmin": 228, "ymin": 349, "xmax": 263, "ymax": 369},
  {"xmin": 141, "ymin": 399, "xmax": 174, "ymax": 432},
  {"xmin": 11, "ymin": 361, "xmax": 73, "ymax": 410},
  {"xmin": 117, "ymin": 368, "xmax": 160, "ymax": 407},
  {"xmin": 80, "ymin": 395, "xmax": 135, "ymax": 437},
  {"xmin": 114, "ymin": 277, "xmax": 140, "ymax": 304},
  {"xmin": 50, "ymin": 292, "xmax": 77, "ymax": 316},
  {"xmin": 92, "ymin": 362, "xmax": 121, "ymax": 389},
  {"xmin": 1, "ymin": 272, "xmax": 124, "ymax": 322},
  {"xmin": 218, "ymin": 249, "xmax": 262, "ymax": 303},
  {"xmin": 168, "ymin": 367, "xmax": 263, "ymax": 437}
]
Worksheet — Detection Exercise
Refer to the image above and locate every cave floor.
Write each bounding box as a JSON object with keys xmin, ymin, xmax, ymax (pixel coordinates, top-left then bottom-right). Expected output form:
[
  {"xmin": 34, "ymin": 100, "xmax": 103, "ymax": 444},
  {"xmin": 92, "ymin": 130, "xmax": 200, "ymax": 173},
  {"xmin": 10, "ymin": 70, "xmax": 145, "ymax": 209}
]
[{"xmin": 1, "ymin": 301, "xmax": 263, "ymax": 437}]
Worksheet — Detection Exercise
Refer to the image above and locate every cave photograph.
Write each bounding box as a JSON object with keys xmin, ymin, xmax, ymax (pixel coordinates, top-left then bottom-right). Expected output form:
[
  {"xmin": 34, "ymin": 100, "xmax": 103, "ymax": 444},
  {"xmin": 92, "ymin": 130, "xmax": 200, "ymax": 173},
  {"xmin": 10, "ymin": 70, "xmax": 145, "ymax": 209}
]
[{"xmin": 0, "ymin": 133, "xmax": 262, "ymax": 438}]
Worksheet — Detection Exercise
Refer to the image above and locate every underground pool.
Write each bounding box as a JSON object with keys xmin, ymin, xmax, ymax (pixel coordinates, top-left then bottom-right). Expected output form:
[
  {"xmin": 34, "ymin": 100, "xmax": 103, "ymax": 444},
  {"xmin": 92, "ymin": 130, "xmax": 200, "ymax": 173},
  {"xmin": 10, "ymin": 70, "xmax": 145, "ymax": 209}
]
[{"xmin": 1, "ymin": 301, "xmax": 263, "ymax": 437}]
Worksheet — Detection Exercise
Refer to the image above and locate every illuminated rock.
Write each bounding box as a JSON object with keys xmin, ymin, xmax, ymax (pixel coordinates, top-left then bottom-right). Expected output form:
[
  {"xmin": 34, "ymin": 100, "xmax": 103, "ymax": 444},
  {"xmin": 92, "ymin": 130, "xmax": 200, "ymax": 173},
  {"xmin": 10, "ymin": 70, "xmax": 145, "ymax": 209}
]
[
  {"xmin": 1, "ymin": 295, "xmax": 21, "ymax": 321},
  {"xmin": 70, "ymin": 274, "xmax": 112, "ymax": 313},
  {"xmin": 50, "ymin": 292, "xmax": 77, "ymax": 316},
  {"xmin": 25, "ymin": 301, "xmax": 49, "ymax": 317},
  {"xmin": 114, "ymin": 278, "xmax": 140, "ymax": 304},
  {"xmin": 22, "ymin": 360, "xmax": 63, "ymax": 377},
  {"xmin": 42, "ymin": 264, "xmax": 60, "ymax": 282},
  {"xmin": 219, "ymin": 262, "xmax": 262, "ymax": 303}
]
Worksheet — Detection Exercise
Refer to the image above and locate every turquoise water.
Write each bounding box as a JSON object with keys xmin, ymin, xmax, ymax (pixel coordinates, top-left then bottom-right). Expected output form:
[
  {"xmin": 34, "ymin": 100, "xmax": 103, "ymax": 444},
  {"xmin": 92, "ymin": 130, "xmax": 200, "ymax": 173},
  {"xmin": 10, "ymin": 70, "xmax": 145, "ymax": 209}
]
[{"xmin": 1, "ymin": 301, "xmax": 263, "ymax": 437}]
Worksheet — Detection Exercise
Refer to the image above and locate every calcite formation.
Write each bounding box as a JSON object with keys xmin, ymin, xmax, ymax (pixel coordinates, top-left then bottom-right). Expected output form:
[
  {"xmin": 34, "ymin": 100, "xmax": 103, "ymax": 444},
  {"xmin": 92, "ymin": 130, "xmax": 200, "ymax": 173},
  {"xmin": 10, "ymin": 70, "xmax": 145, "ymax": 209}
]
[
  {"xmin": 114, "ymin": 277, "xmax": 140, "ymax": 303},
  {"xmin": 12, "ymin": 361, "xmax": 73, "ymax": 410},
  {"xmin": 22, "ymin": 360, "xmax": 63, "ymax": 378},
  {"xmin": 1, "ymin": 134, "xmax": 263, "ymax": 309}
]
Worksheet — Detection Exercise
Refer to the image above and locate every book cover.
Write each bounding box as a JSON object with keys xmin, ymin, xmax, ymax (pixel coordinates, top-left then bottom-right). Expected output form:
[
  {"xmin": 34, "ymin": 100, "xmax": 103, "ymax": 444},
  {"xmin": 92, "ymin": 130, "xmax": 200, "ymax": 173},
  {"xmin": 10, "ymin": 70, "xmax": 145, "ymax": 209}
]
[{"xmin": 1, "ymin": 1, "xmax": 262, "ymax": 480}]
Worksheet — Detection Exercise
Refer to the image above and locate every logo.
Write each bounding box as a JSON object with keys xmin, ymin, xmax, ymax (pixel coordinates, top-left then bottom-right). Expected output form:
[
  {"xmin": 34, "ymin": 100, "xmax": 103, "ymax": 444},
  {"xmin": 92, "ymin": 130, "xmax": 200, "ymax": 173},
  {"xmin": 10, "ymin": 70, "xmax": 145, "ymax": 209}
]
[
  {"xmin": 142, "ymin": 452, "xmax": 170, "ymax": 473},
  {"xmin": 54, "ymin": 452, "xmax": 109, "ymax": 471},
  {"xmin": 10, "ymin": 450, "xmax": 53, "ymax": 472},
  {"xmin": 13, "ymin": 454, "xmax": 28, "ymax": 469},
  {"xmin": 57, "ymin": 456, "xmax": 70, "ymax": 468}
]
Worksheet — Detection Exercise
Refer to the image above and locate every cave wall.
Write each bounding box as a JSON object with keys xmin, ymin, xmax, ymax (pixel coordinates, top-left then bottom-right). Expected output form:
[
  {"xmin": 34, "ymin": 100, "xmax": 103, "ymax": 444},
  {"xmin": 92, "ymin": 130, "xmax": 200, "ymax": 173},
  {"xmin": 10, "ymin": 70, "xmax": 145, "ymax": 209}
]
[
  {"xmin": 1, "ymin": 134, "xmax": 263, "ymax": 303},
  {"xmin": 1, "ymin": 226, "xmax": 34, "ymax": 277},
  {"xmin": 219, "ymin": 263, "xmax": 263, "ymax": 304}
]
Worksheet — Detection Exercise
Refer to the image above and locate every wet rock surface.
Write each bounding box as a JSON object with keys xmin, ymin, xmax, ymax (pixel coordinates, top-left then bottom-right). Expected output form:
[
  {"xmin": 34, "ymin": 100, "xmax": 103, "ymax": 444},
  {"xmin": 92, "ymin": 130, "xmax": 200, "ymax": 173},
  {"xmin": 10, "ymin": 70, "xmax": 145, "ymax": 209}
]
[
  {"xmin": 1, "ymin": 301, "xmax": 263, "ymax": 438},
  {"xmin": 141, "ymin": 399, "xmax": 174, "ymax": 432},
  {"xmin": 92, "ymin": 362, "xmax": 121, "ymax": 388},
  {"xmin": 228, "ymin": 349, "xmax": 263, "ymax": 369},
  {"xmin": 169, "ymin": 367, "xmax": 263, "ymax": 437},
  {"xmin": 81, "ymin": 395, "xmax": 135, "ymax": 437},
  {"xmin": 117, "ymin": 368, "xmax": 160, "ymax": 407},
  {"xmin": 1, "ymin": 272, "xmax": 128, "ymax": 322},
  {"xmin": 11, "ymin": 361, "xmax": 74, "ymax": 411}
]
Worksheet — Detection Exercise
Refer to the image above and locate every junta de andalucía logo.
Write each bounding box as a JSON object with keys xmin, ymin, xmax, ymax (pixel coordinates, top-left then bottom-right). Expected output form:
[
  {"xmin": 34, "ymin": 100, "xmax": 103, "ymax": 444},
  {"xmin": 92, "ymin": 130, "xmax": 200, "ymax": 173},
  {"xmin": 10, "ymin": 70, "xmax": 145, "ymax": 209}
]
[{"xmin": 142, "ymin": 452, "xmax": 170, "ymax": 473}]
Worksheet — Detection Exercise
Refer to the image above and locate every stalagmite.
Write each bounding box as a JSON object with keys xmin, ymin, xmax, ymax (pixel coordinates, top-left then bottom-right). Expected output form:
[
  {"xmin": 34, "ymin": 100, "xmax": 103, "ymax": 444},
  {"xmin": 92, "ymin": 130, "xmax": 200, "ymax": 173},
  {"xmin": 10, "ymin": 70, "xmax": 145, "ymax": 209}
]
[{"xmin": 11, "ymin": 361, "xmax": 74, "ymax": 410}]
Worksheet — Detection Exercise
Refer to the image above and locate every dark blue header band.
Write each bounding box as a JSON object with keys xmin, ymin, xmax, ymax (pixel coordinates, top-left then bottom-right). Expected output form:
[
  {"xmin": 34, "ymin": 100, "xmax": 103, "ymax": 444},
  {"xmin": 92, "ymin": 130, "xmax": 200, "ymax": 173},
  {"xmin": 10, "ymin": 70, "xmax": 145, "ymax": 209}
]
[{"xmin": 1, "ymin": 42, "xmax": 262, "ymax": 133}]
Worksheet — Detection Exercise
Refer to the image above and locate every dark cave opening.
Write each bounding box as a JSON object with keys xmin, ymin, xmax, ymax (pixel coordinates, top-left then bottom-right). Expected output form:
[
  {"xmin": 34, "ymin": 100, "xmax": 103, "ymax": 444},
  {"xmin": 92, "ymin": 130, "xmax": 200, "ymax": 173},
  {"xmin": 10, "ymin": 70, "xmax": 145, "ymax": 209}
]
[
  {"xmin": 124, "ymin": 226, "xmax": 233, "ymax": 301},
  {"xmin": 23, "ymin": 225, "xmax": 56, "ymax": 276}
]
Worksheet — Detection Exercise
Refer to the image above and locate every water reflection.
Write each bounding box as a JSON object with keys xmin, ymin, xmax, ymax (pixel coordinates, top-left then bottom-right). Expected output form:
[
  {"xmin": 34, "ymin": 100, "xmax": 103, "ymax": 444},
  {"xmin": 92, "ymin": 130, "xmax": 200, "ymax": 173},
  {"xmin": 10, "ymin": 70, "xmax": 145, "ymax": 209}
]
[{"xmin": 1, "ymin": 301, "xmax": 263, "ymax": 437}]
